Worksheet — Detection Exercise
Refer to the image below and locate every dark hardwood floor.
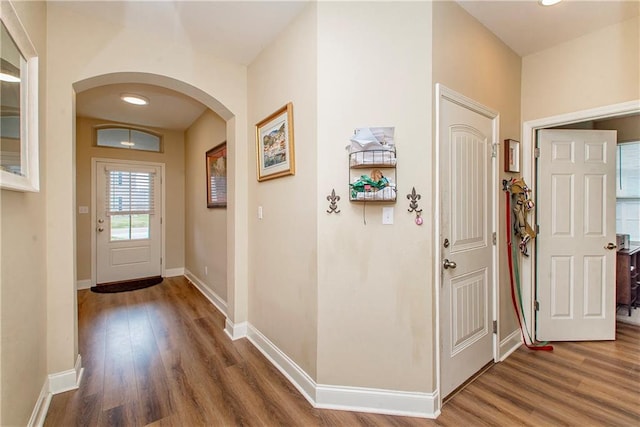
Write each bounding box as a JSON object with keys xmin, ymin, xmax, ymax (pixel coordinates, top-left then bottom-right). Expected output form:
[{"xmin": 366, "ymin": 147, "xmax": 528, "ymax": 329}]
[{"xmin": 45, "ymin": 276, "xmax": 640, "ymax": 426}]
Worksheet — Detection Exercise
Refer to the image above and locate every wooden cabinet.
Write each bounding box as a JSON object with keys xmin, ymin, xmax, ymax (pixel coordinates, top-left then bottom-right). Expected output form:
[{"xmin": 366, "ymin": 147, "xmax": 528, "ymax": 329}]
[{"xmin": 616, "ymin": 245, "xmax": 640, "ymax": 316}]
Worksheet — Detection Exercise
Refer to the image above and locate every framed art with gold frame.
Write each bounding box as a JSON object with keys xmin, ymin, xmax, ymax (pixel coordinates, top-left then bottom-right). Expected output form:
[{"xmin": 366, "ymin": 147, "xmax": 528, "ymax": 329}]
[{"xmin": 255, "ymin": 103, "xmax": 295, "ymax": 182}]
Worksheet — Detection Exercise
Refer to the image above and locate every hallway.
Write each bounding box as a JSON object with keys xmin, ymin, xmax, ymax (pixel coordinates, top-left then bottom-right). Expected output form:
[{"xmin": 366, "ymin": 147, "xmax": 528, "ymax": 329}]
[{"xmin": 44, "ymin": 277, "xmax": 640, "ymax": 426}]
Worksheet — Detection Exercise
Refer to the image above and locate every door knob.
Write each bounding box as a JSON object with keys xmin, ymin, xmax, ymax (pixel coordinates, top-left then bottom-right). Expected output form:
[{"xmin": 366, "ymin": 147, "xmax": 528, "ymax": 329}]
[
  {"xmin": 443, "ymin": 259, "xmax": 457, "ymax": 269},
  {"xmin": 604, "ymin": 242, "xmax": 617, "ymax": 250},
  {"xmin": 97, "ymin": 227, "xmax": 104, "ymax": 232}
]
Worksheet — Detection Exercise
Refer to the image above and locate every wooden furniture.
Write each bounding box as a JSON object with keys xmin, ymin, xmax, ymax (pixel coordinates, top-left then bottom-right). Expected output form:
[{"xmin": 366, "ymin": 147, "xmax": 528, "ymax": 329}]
[{"xmin": 616, "ymin": 244, "xmax": 640, "ymax": 316}]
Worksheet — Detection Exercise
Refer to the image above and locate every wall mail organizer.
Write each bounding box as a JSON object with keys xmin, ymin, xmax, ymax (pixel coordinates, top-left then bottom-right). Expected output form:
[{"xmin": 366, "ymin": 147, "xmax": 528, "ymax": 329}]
[{"xmin": 348, "ymin": 127, "xmax": 397, "ymax": 203}]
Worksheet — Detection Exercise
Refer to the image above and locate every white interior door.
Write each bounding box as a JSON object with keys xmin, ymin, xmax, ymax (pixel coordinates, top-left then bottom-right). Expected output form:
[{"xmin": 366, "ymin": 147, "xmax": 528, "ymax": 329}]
[
  {"xmin": 536, "ymin": 129, "xmax": 617, "ymax": 341},
  {"xmin": 439, "ymin": 94, "xmax": 495, "ymax": 398},
  {"xmin": 96, "ymin": 161, "xmax": 162, "ymax": 284}
]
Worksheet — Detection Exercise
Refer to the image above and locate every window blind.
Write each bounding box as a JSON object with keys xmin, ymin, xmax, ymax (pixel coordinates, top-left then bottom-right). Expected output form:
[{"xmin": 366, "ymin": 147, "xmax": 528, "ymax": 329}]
[{"xmin": 106, "ymin": 170, "xmax": 155, "ymax": 216}]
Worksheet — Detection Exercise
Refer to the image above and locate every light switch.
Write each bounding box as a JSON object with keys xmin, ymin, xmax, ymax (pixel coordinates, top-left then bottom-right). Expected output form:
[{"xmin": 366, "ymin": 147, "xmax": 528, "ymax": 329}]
[
  {"xmin": 382, "ymin": 207, "xmax": 394, "ymax": 225},
  {"xmin": 258, "ymin": 206, "xmax": 263, "ymax": 219},
  {"xmin": 79, "ymin": 206, "xmax": 89, "ymax": 214}
]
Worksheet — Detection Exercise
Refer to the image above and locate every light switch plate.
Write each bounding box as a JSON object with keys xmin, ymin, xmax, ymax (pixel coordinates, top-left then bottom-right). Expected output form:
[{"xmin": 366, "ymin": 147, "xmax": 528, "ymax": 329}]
[{"xmin": 382, "ymin": 207, "xmax": 394, "ymax": 225}]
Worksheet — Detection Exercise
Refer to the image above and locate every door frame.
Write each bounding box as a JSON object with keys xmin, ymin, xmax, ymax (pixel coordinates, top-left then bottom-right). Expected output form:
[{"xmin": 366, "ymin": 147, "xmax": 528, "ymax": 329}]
[
  {"xmin": 521, "ymin": 100, "xmax": 640, "ymax": 341},
  {"xmin": 434, "ymin": 84, "xmax": 500, "ymax": 408},
  {"xmin": 90, "ymin": 157, "xmax": 166, "ymax": 286}
]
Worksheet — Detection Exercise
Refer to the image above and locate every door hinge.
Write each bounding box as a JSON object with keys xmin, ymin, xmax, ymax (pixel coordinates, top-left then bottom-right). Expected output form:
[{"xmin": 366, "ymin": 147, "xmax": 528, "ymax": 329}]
[
  {"xmin": 492, "ymin": 232, "xmax": 497, "ymax": 245},
  {"xmin": 491, "ymin": 144, "xmax": 498, "ymax": 159},
  {"xmin": 492, "ymin": 320, "xmax": 497, "ymax": 334},
  {"xmin": 534, "ymin": 301, "xmax": 540, "ymax": 311},
  {"xmin": 160, "ymin": 257, "xmax": 163, "ymax": 265},
  {"xmin": 161, "ymin": 217, "xmax": 163, "ymax": 225},
  {"xmin": 536, "ymin": 224, "xmax": 540, "ymax": 234},
  {"xmin": 534, "ymin": 147, "xmax": 540, "ymax": 158}
]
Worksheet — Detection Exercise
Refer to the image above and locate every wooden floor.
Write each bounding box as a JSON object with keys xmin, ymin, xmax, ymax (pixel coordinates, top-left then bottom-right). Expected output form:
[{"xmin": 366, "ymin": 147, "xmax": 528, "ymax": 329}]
[{"xmin": 45, "ymin": 276, "xmax": 640, "ymax": 426}]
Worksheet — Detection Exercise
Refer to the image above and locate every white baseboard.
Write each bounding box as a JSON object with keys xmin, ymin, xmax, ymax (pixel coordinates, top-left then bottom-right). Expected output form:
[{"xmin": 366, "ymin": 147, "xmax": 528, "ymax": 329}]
[
  {"xmin": 49, "ymin": 354, "xmax": 84, "ymax": 394},
  {"xmin": 246, "ymin": 323, "xmax": 439, "ymax": 419},
  {"xmin": 246, "ymin": 324, "xmax": 316, "ymax": 405},
  {"xmin": 76, "ymin": 279, "xmax": 92, "ymax": 290},
  {"xmin": 164, "ymin": 267, "xmax": 185, "ymax": 277},
  {"xmin": 184, "ymin": 269, "xmax": 227, "ymax": 317},
  {"xmin": 316, "ymin": 385, "xmax": 439, "ymax": 419},
  {"xmin": 499, "ymin": 329, "xmax": 523, "ymax": 361},
  {"xmin": 27, "ymin": 379, "xmax": 52, "ymax": 427},
  {"xmin": 225, "ymin": 318, "xmax": 248, "ymax": 340}
]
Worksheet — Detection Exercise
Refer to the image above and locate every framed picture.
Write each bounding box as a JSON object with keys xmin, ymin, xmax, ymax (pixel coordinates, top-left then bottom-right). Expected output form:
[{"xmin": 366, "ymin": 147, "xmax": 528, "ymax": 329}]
[
  {"xmin": 255, "ymin": 103, "xmax": 295, "ymax": 181},
  {"xmin": 206, "ymin": 142, "xmax": 227, "ymax": 208},
  {"xmin": 504, "ymin": 139, "xmax": 520, "ymax": 173}
]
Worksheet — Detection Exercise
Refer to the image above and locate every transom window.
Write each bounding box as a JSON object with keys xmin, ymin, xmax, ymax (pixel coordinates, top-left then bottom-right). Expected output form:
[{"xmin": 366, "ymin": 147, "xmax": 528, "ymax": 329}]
[
  {"xmin": 96, "ymin": 126, "xmax": 161, "ymax": 152},
  {"xmin": 616, "ymin": 141, "xmax": 640, "ymax": 242}
]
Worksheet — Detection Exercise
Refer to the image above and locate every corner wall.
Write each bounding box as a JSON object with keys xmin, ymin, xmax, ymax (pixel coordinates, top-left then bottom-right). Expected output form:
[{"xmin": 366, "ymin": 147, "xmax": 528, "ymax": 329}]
[
  {"xmin": 75, "ymin": 117, "xmax": 186, "ymax": 283},
  {"xmin": 432, "ymin": 0, "xmax": 522, "ymax": 342},
  {"xmin": 0, "ymin": 1, "xmax": 48, "ymax": 425},
  {"xmin": 185, "ymin": 110, "xmax": 228, "ymax": 302},
  {"xmin": 316, "ymin": 0, "xmax": 433, "ymax": 392},
  {"xmin": 247, "ymin": 2, "xmax": 318, "ymax": 378}
]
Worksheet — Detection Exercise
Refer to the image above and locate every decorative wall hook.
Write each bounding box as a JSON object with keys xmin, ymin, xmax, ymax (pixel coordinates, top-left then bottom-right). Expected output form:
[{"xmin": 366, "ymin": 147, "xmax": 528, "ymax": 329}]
[
  {"xmin": 407, "ymin": 187, "xmax": 423, "ymax": 225},
  {"xmin": 407, "ymin": 187, "xmax": 422, "ymax": 213},
  {"xmin": 326, "ymin": 189, "xmax": 341, "ymax": 214}
]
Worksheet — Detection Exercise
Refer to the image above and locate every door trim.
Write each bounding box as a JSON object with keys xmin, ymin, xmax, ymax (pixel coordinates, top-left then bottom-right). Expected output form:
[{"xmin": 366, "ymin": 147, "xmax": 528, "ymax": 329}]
[
  {"xmin": 521, "ymin": 100, "xmax": 640, "ymax": 341},
  {"xmin": 435, "ymin": 84, "xmax": 499, "ymax": 408},
  {"xmin": 90, "ymin": 158, "xmax": 166, "ymax": 286}
]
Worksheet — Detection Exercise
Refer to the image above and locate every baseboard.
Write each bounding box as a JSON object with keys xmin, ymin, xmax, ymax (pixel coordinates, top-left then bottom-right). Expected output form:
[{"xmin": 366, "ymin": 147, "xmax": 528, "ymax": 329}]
[
  {"xmin": 184, "ymin": 269, "xmax": 227, "ymax": 317},
  {"xmin": 164, "ymin": 267, "xmax": 185, "ymax": 277},
  {"xmin": 76, "ymin": 279, "xmax": 92, "ymax": 290},
  {"xmin": 48, "ymin": 354, "xmax": 84, "ymax": 394},
  {"xmin": 27, "ymin": 378, "xmax": 52, "ymax": 427},
  {"xmin": 246, "ymin": 323, "xmax": 439, "ymax": 419},
  {"xmin": 499, "ymin": 329, "xmax": 523, "ymax": 361},
  {"xmin": 224, "ymin": 318, "xmax": 248, "ymax": 340},
  {"xmin": 316, "ymin": 385, "xmax": 439, "ymax": 419},
  {"xmin": 246, "ymin": 324, "xmax": 316, "ymax": 405}
]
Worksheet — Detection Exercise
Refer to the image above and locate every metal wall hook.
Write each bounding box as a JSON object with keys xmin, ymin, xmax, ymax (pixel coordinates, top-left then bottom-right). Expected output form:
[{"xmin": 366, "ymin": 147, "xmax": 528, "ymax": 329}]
[
  {"xmin": 407, "ymin": 187, "xmax": 422, "ymax": 213},
  {"xmin": 326, "ymin": 189, "xmax": 341, "ymax": 214}
]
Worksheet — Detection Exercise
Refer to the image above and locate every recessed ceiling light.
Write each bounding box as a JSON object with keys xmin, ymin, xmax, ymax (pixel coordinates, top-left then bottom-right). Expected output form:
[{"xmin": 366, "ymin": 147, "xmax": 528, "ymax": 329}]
[
  {"xmin": 539, "ymin": 0, "xmax": 562, "ymax": 6},
  {"xmin": 120, "ymin": 141, "xmax": 135, "ymax": 146},
  {"xmin": 0, "ymin": 72, "xmax": 20, "ymax": 83},
  {"xmin": 120, "ymin": 94, "xmax": 149, "ymax": 106}
]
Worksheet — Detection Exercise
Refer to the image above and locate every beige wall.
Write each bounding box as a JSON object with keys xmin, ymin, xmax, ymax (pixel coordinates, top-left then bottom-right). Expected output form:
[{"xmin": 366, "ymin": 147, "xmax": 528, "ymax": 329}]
[
  {"xmin": 247, "ymin": 3, "xmax": 318, "ymax": 378},
  {"xmin": 46, "ymin": 2, "xmax": 248, "ymax": 376},
  {"xmin": 316, "ymin": 1, "xmax": 433, "ymax": 391},
  {"xmin": 185, "ymin": 110, "xmax": 227, "ymax": 300},
  {"xmin": 75, "ymin": 117, "xmax": 185, "ymax": 282},
  {"xmin": 0, "ymin": 1, "xmax": 47, "ymax": 425},
  {"xmin": 522, "ymin": 16, "xmax": 640, "ymax": 122},
  {"xmin": 432, "ymin": 0, "xmax": 522, "ymax": 339}
]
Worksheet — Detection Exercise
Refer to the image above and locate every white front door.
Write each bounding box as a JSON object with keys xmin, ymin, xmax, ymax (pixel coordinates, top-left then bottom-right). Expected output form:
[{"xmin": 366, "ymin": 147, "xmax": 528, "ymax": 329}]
[
  {"xmin": 439, "ymin": 91, "xmax": 495, "ymax": 398},
  {"xmin": 536, "ymin": 129, "xmax": 617, "ymax": 341},
  {"xmin": 95, "ymin": 161, "xmax": 162, "ymax": 284}
]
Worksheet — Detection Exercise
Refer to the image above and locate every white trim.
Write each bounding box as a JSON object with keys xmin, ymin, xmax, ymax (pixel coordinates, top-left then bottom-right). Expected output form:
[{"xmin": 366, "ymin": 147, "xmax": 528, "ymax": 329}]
[
  {"xmin": 499, "ymin": 329, "xmax": 522, "ymax": 362},
  {"xmin": 48, "ymin": 354, "xmax": 84, "ymax": 395},
  {"xmin": 27, "ymin": 379, "xmax": 52, "ymax": 427},
  {"xmin": 316, "ymin": 386, "xmax": 440, "ymax": 419},
  {"xmin": 76, "ymin": 279, "xmax": 92, "ymax": 290},
  {"xmin": 521, "ymin": 100, "xmax": 640, "ymax": 342},
  {"xmin": 91, "ymin": 158, "xmax": 166, "ymax": 286},
  {"xmin": 246, "ymin": 324, "xmax": 316, "ymax": 405},
  {"xmin": 164, "ymin": 267, "xmax": 185, "ymax": 277},
  {"xmin": 184, "ymin": 269, "xmax": 227, "ymax": 316},
  {"xmin": 224, "ymin": 318, "xmax": 248, "ymax": 340},
  {"xmin": 435, "ymin": 84, "xmax": 500, "ymax": 408}
]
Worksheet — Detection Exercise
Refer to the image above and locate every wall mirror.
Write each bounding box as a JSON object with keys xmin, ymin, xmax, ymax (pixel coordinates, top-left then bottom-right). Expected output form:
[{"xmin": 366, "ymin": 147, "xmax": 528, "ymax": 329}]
[{"xmin": 0, "ymin": 3, "xmax": 39, "ymax": 192}]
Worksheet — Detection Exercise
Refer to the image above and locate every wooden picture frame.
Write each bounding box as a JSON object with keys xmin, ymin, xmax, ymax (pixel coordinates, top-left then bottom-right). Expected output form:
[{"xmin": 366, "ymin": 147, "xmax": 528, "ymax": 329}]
[
  {"xmin": 504, "ymin": 139, "xmax": 520, "ymax": 173},
  {"xmin": 206, "ymin": 142, "xmax": 227, "ymax": 208},
  {"xmin": 255, "ymin": 102, "xmax": 295, "ymax": 181}
]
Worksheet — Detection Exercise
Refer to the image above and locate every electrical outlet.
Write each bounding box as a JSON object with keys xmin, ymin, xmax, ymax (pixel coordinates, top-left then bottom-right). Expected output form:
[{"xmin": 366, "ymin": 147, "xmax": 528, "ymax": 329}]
[
  {"xmin": 258, "ymin": 206, "xmax": 263, "ymax": 219},
  {"xmin": 205, "ymin": 266, "xmax": 208, "ymax": 276}
]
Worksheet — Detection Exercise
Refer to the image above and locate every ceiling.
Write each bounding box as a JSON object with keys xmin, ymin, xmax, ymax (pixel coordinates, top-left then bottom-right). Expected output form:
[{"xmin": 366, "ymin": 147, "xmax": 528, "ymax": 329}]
[{"xmin": 71, "ymin": 0, "xmax": 639, "ymax": 130}]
